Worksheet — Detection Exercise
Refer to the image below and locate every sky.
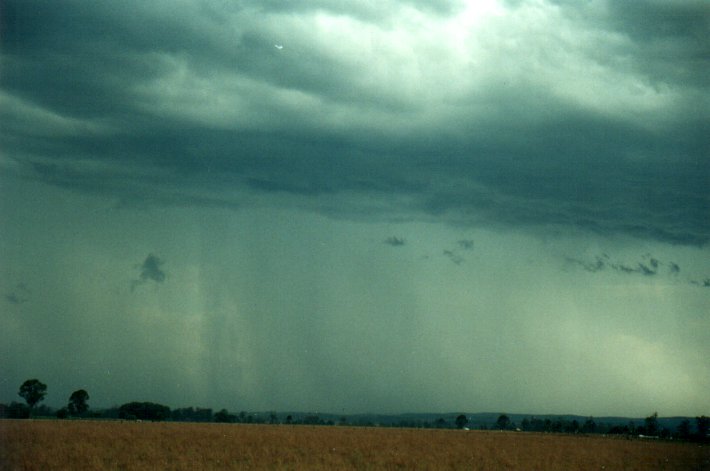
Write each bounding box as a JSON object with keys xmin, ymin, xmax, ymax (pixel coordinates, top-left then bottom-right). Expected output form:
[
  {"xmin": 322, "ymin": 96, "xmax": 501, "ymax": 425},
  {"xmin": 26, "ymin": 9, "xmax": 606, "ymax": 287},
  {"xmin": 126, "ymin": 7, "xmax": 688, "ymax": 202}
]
[{"xmin": 1, "ymin": 0, "xmax": 708, "ymax": 417}]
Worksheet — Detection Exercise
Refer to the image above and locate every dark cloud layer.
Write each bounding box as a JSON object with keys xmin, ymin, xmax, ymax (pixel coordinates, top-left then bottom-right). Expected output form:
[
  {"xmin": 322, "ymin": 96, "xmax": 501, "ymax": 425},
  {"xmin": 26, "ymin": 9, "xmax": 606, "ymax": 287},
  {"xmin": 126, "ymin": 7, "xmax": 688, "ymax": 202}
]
[{"xmin": 2, "ymin": 0, "xmax": 708, "ymax": 246}]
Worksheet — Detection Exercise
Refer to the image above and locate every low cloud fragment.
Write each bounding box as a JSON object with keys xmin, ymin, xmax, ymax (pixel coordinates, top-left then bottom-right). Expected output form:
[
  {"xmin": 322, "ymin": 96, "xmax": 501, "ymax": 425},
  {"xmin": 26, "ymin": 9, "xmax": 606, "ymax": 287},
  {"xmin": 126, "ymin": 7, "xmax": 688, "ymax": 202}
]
[
  {"xmin": 566, "ymin": 255, "xmax": 608, "ymax": 273},
  {"xmin": 568, "ymin": 254, "xmax": 710, "ymax": 287},
  {"xmin": 637, "ymin": 262, "xmax": 657, "ymax": 277},
  {"xmin": 568, "ymin": 254, "xmax": 665, "ymax": 277},
  {"xmin": 439, "ymin": 239, "xmax": 474, "ymax": 265},
  {"xmin": 457, "ymin": 239, "xmax": 474, "ymax": 250},
  {"xmin": 132, "ymin": 254, "xmax": 166, "ymax": 290},
  {"xmin": 384, "ymin": 236, "xmax": 405, "ymax": 247},
  {"xmin": 4, "ymin": 283, "xmax": 30, "ymax": 304},
  {"xmin": 443, "ymin": 249, "xmax": 463, "ymax": 265},
  {"xmin": 5, "ymin": 293, "xmax": 24, "ymax": 304}
]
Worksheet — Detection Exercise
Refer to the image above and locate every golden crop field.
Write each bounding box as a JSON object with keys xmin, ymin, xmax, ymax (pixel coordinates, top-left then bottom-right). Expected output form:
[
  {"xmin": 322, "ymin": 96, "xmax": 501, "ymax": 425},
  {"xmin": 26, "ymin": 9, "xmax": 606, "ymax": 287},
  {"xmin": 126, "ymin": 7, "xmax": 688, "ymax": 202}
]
[{"xmin": 1, "ymin": 420, "xmax": 707, "ymax": 470}]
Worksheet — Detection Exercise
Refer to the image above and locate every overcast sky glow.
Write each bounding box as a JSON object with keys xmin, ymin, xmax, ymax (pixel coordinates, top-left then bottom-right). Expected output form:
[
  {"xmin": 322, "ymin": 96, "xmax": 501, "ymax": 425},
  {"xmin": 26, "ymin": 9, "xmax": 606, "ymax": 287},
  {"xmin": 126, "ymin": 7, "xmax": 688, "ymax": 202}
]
[{"xmin": 1, "ymin": 0, "xmax": 708, "ymax": 417}]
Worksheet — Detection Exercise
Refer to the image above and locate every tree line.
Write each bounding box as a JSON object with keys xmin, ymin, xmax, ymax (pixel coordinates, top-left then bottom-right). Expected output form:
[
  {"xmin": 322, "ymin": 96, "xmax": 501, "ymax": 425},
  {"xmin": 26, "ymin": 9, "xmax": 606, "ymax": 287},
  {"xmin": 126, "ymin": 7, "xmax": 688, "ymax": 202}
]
[
  {"xmin": 2, "ymin": 378, "xmax": 708, "ymax": 442},
  {"xmin": 487, "ymin": 412, "xmax": 709, "ymax": 441}
]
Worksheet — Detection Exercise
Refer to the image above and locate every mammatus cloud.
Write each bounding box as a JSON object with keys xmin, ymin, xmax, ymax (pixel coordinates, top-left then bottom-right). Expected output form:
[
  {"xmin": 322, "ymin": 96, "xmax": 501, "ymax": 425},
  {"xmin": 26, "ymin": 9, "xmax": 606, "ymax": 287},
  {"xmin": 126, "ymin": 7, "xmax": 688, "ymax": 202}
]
[
  {"xmin": 385, "ymin": 236, "xmax": 405, "ymax": 247},
  {"xmin": 131, "ymin": 254, "xmax": 166, "ymax": 290},
  {"xmin": 4, "ymin": 283, "xmax": 29, "ymax": 304}
]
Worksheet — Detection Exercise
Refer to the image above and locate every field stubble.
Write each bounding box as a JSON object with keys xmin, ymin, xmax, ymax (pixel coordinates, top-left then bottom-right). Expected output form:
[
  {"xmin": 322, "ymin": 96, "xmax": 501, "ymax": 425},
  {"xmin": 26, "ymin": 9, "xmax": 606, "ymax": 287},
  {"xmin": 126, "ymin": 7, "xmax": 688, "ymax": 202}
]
[{"xmin": 1, "ymin": 420, "xmax": 707, "ymax": 470}]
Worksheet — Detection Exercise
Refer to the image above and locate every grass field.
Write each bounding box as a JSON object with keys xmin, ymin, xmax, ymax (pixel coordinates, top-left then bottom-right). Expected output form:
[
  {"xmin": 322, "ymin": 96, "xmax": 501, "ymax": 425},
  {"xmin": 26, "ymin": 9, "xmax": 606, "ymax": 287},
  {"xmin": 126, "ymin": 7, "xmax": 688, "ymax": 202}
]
[{"xmin": 1, "ymin": 420, "xmax": 707, "ymax": 470}]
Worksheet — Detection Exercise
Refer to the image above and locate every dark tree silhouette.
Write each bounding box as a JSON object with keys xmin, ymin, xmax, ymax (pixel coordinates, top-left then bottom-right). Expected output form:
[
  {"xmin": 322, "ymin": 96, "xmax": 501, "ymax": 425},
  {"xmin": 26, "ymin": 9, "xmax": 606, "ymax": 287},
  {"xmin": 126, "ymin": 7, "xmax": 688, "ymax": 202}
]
[
  {"xmin": 118, "ymin": 402, "xmax": 170, "ymax": 421},
  {"xmin": 455, "ymin": 414, "xmax": 469, "ymax": 429},
  {"xmin": 214, "ymin": 409, "xmax": 236, "ymax": 423},
  {"xmin": 581, "ymin": 417, "xmax": 597, "ymax": 433},
  {"xmin": 68, "ymin": 389, "xmax": 90, "ymax": 416},
  {"xmin": 697, "ymin": 416, "xmax": 709, "ymax": 441},
  {"xmin": 18, "ymin": 379, "xmax": 47, "ymax": 415},
  {"xmin": 496, "ymin": 414, "xmax": 511, "ymax": 430},
  {"xmin": 1, "ymin": 402, "xmax": 30, "ymax": 419},
  {"xmin": 644, "ymin": 412, "xmax": 659, "ymax": 436}
]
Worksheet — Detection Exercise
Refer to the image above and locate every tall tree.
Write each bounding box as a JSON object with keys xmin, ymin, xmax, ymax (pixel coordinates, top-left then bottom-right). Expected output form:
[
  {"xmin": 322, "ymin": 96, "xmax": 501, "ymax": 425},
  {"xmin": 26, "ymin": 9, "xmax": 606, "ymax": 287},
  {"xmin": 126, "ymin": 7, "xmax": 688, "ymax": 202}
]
[
  {"xmin": 496, "ymin": 414, "xmax": 511, "ymax": 431},
  {"xmin": 455, "ymin": 414, "xmax": 469, "ymax": 429},
  {"xmin": 68, "ymin": 389, "xmax": 90, "ymax": 417},
  {"xmin": 644, "ymin": 412, "xmax": 659, "ymax": 436},
  {"xmin": 18, "ymin": 379, "xmax": 47, "ymax": 415}
]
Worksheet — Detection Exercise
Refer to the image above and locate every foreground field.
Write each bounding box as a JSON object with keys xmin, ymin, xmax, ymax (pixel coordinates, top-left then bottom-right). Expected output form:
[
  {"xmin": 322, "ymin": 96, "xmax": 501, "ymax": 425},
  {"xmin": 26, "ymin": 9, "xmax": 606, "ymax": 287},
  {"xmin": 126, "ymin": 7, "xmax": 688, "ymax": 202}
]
[{"xmin": 1, "ymin": 420, "xmax": 707, "ymax": 470}]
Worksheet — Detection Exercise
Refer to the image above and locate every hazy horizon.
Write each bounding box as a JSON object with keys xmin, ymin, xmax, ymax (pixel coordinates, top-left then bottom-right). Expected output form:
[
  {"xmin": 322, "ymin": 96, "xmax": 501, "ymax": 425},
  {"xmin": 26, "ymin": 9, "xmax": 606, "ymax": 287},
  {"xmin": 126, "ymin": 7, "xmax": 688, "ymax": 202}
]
[{"xmin": 1, "ymin": 0, "xmax": 708, "ymax": 418}]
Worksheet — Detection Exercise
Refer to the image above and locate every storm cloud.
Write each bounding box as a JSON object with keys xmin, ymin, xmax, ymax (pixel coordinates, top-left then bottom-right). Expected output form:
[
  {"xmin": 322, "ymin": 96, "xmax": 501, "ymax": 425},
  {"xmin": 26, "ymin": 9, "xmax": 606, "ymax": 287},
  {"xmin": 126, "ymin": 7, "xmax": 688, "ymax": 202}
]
[
  {"xmin": 1, "ymin": 0, "xmax": 708, "ymax": 417},
  {"xmin": 1, "ymin": 0, "xmax": 707, "ymax": 245}
]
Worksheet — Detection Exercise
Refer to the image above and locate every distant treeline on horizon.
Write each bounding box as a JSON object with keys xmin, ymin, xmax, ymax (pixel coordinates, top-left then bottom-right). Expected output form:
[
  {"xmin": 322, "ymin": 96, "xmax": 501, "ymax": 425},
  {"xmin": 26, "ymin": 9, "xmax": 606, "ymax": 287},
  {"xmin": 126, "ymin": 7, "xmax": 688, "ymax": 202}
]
[
  {"xmin": 4, "ymin": 378, "xmax": 709, "ymax": 441},
  {"xmin": 2, "ymin": 401, "xmax": 709, "ymax": 441}
]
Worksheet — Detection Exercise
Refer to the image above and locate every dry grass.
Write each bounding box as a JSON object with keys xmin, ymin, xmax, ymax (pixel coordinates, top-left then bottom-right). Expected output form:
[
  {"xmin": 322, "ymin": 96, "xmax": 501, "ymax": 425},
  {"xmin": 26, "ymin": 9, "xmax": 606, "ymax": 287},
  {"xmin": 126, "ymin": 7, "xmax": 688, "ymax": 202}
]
[{"xmin": 1, "ymin": 420, "xmax": 707, "ymax": 470}]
